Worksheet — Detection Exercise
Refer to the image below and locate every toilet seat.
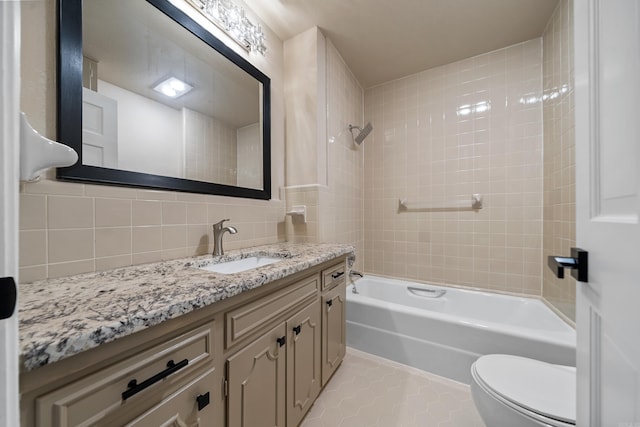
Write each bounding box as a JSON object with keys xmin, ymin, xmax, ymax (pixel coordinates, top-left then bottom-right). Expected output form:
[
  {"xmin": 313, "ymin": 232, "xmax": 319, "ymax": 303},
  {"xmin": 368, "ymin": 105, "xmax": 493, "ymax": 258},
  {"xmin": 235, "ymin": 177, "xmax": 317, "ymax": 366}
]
[{"xmin": 472, "ymin": 354, "xmax": 576, "ymax": 426}]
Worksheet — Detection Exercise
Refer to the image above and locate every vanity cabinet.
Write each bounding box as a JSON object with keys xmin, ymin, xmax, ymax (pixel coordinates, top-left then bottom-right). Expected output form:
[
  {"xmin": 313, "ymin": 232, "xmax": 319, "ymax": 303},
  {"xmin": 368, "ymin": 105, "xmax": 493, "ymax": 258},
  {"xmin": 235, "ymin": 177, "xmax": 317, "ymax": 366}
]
[
  {"xmin": 226, "ymin": 279, "xmax": 322, "ymax": 427},
  {"xmin": 20, "ymin": 256, "xmax": 348, "ymax": 427}
]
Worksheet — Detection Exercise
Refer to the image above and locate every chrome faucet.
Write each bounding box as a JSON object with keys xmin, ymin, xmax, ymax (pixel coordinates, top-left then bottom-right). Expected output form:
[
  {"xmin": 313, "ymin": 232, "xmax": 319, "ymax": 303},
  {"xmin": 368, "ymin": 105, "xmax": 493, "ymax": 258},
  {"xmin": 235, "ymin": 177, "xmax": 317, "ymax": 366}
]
[{"xmin": 212, "ymin": 219, "xmax": 237, "ymax": 256}]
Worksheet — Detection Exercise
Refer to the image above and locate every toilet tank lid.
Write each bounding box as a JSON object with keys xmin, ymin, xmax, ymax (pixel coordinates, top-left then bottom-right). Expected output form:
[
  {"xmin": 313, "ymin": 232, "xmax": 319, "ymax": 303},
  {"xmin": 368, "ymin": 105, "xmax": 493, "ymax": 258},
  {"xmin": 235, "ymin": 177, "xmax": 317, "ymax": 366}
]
[{"xmin": 473, "ymin": 354, "xmax": 576, "ymax": 424}]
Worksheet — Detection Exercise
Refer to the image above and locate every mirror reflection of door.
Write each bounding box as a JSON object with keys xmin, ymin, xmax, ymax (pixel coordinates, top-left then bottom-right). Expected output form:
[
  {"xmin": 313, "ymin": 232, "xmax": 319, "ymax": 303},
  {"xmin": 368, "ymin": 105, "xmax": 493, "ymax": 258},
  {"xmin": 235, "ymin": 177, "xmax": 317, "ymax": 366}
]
[{"xmin": 82, "ymin": 88, "xmax": 118, "ymax": 169}]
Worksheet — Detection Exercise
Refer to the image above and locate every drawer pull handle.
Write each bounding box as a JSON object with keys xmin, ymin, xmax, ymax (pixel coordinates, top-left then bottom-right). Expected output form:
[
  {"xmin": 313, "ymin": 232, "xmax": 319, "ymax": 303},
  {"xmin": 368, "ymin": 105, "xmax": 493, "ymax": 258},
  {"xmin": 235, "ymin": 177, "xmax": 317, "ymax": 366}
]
[
  {"xmin": 277, "ymin": 336, "xmax": 286, "ymax": 347},
  {"xmin": 122, "ymin": 358, "xmax": 189, "ymax": 400},
  {"xmin": 196, "ymin": 392, "xmax": 211, "ymax": 411},
  {"xmin": 293, "ymin": 325, "xmax": 301, "ymax": 335},
  {"xmin": 331, "ymin": 271, "xmax": 344, "ymax": 280}
]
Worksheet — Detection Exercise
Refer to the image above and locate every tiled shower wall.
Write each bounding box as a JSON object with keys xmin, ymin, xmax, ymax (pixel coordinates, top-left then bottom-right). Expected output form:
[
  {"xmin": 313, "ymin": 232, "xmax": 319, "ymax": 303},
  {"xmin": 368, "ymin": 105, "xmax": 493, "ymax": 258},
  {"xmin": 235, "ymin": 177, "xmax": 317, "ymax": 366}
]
[
  {"xmin": 286, "ymin": 39, "xmax": 364, "ymax": 271},
  {"xmin": 542, "ymin": 0, "xmax": 576, "ymax": 320},
  {"xmin": 363, "ymin": 40, "xmax": 544, "ymax": 295}
]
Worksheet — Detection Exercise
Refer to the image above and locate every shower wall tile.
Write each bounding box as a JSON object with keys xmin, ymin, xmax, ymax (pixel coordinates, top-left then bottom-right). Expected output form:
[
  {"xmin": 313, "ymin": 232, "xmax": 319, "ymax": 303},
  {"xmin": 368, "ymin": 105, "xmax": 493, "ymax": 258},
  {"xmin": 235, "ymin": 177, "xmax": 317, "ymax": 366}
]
[
  {"xmin": 542, "ymin": 0, "xmax": 576, "ymax": 321},
  {"xmin": 363, "ymin": 39, "xmax": 544, "ymax": 296}
]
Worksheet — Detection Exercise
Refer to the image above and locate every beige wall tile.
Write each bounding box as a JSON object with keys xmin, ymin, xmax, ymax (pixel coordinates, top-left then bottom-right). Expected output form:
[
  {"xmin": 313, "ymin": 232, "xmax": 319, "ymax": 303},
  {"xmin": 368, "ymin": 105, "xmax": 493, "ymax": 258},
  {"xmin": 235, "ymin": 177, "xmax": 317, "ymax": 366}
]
[
  {"xmin": 20, "ymin": 194, "xmax": 46, "ymax": 230},
  {"xmin": 19, "ymin": 265, "xmax": 47, "ymax": 283},
  {"xmin": 162, "ymin": 225, "xmax": 187, "ymax": 250},
  {"xmin": 132, "ymin": 226, "xmax": 162, "ymax": 254},
  {"xmin": 48, "ymin": 229, "xmax": 94, "ymax": 263},
  {"xmin": 162, "ymin": 202, "xmax": 187, "ymax": 225},
  {"xmin": 48, "ymin": 260, "xmax": 94, "ymax": 279},
  {"xmin": 187, "ymin": 203, "xmax": 207, "ymax": 224},
  {"xmin": 187, "ymin": 224, "xmax": 211, "ymax": 251},
  {"xmin": 132, "ymin": 200, "xmax": 162, "ymax": 226},
  {"xmin": 136, "ymin": 189, "xmax": 178, "ymax": 201},
  {"xmin": 23, "ymin": 179, "xmax": 84, "ymax": 196},
  {"xmin": 95, "ymin": 198, "xmax": 132, "ymax": 227},
  {"xmin": 96, "ymin": 255, "xmax": 132, "ymax": 271},
  {"xmin": 84, "ymin": 184, "xmax": 137, "ymax": 199},
  {"xmin": 132, "ymin": 251, "xmax": 163, "ymax": 266},
  {"xmin": 19, "ymin": 230, "xmax": 47, "ymax": 267},
  {"xmin": 48, "ymin": 196, "xmax": 94, "ymax": 229},
  {"xmin": 95, "ymin": 227, "xmax": 132, "ymax": 257}
]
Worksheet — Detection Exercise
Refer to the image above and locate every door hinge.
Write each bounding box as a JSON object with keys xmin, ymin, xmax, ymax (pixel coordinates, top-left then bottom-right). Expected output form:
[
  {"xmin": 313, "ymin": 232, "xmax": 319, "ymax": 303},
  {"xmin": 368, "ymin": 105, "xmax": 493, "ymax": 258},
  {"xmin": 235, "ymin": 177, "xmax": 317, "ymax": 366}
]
[{"xmin": 223, "ymin": 378, "xmax": 228, "ymax": 397}]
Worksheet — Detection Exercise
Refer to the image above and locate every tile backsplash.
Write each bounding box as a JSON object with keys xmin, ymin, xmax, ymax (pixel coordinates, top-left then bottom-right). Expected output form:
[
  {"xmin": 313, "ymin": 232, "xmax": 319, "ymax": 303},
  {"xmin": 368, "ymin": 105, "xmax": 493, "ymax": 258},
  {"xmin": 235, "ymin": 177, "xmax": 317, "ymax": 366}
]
[
  {"xmin": 363, "ymin": 39, "xmax": 544, "ymax": 295},
  {"xmin": 19, "ymin": 181, "xmax": 285, "ymax": 282}
]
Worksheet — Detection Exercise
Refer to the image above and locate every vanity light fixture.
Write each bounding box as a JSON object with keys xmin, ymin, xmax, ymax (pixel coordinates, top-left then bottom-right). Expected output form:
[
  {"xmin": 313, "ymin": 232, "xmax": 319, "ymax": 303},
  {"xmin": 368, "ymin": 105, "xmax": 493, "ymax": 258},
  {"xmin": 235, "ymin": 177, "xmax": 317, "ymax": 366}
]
[
  {"xmin": 152, "ymin": 76, "xmax": 193, "ymax": 99},
  {"xmin": 186, "ymin": 0, "xmax": 267, "ymax": 55}
]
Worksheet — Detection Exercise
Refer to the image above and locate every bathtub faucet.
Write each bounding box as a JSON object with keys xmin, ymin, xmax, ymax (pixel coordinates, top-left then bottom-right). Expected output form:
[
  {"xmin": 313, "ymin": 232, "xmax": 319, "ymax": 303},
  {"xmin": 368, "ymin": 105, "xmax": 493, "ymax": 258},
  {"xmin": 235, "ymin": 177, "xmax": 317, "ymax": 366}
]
[{"xmin": 349, "ymin": 270, "xmax": 363, "ymax": 294}]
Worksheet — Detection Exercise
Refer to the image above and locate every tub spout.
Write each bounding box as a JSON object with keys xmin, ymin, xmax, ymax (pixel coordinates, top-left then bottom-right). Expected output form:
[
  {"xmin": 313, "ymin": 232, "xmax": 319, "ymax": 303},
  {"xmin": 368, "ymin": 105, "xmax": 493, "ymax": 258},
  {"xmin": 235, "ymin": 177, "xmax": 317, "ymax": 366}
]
[{"xmin": 350, "ymin": 270, "xmax": 363, "ymax": 294}]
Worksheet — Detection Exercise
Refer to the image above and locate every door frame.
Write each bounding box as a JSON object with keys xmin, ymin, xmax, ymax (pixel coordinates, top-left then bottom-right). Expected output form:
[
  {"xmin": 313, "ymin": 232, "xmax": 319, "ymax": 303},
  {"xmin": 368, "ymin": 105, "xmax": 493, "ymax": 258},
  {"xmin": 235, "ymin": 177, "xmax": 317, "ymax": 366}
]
[{"xmin": 0, "ymin": 1, "xmax": 22, "ymax": 426}]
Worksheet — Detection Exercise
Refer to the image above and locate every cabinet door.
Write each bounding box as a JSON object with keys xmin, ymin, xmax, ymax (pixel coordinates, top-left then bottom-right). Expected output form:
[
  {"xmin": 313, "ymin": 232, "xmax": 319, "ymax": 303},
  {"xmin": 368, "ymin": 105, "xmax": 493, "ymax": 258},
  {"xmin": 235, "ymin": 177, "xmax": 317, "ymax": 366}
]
[
  {"xmin": 321, "ymin": 282, "xmax": 346, "ymax": 386},
  {"xmin": 125, "ymin": 368, "xmax": 217, "ymax": 427},
  {"xmin": 286, "ymin": 300, "xmax": 321, "ymax": 427},
  {"xmin": 227, "ymin": 322, "xmax": 286, "ymax": 427}
]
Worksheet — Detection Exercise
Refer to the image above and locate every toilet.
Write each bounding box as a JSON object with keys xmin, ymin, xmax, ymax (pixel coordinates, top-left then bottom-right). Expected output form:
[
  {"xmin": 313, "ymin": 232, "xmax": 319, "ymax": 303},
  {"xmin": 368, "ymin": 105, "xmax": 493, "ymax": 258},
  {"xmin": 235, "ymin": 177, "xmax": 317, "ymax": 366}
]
[{"xmin": 470, "ymin": 354, "xmax": 576, "ymax": 427}]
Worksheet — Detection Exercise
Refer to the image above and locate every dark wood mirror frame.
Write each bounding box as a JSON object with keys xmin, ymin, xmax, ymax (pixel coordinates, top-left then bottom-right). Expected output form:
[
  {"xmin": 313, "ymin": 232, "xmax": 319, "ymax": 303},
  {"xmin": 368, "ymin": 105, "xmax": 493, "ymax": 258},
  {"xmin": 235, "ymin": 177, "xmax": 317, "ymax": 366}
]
[{"xmin": 56, "ymin": 0, "xmax": 271, "ymax": 200}]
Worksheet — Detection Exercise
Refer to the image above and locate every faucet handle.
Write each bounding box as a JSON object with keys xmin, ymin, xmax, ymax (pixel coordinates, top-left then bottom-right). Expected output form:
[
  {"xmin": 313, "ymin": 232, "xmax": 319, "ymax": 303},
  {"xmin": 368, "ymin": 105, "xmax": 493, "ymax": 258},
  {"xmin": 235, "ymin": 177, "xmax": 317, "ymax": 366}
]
[{"xmin": 213, "ymin": 218, "xmax": 231, "ymax": 228}]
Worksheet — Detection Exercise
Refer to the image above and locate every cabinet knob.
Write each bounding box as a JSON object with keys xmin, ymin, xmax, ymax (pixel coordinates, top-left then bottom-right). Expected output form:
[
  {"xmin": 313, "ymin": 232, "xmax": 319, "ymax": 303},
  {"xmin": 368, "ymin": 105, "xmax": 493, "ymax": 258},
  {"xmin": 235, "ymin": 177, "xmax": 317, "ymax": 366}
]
[
  {"xmin": 326, "ymin": 299, "xmax": 333, "ymax": 307},
  {"xmin": 293, "ymin": 325, "xmax": 301, "ymax": 335},
  {"xmin": 196, "ymin": 392, "xmax": 210, "ymax": 411},
  {"xmin": 277, "ymin": 336, "xmax": 286, "ymax": 347}
]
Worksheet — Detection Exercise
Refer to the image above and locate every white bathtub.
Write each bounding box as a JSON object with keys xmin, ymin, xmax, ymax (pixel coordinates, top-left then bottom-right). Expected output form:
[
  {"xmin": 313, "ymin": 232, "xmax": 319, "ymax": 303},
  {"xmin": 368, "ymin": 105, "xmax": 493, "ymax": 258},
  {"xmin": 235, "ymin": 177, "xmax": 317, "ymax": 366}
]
[{"xmin": 346, "ymin": 276, "xmax": 576, "ymax": 384}]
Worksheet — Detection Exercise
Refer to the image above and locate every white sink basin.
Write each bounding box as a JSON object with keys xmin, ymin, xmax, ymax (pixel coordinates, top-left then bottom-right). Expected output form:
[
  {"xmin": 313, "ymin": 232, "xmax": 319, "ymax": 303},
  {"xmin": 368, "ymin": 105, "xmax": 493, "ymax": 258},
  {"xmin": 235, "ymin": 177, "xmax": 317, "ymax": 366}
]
[{"xmin": 198, "ymin": 256, "xmax": 283, "ymax": 274}]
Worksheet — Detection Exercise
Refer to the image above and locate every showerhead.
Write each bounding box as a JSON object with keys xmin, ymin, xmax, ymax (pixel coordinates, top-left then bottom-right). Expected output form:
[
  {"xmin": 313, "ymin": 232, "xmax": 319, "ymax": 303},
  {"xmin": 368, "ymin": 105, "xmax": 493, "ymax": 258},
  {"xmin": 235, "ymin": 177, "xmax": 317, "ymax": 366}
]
[{"xmin": 348, "ymin": 122, "xmax": 373, "ymax": 145}]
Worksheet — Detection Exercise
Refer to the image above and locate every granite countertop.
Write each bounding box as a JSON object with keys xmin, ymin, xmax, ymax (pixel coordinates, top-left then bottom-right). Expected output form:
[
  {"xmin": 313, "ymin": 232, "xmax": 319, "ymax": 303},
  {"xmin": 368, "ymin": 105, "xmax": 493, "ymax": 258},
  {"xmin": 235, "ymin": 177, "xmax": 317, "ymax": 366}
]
[{"xmin": 19, "ymin": 243, "xmax": 355, "ymax": 372}]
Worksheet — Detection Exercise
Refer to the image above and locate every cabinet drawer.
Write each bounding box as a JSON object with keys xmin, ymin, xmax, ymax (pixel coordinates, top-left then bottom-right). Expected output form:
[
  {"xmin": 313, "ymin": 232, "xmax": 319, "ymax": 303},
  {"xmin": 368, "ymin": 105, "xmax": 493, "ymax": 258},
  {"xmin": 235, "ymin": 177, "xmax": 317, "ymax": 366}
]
[
  {"xmin": 225, "ymin": 274, "xmax": 319, "ymax": 348},
  {"xmin": 321, "ymin": 261, "xmax": 346, "ymax": 291},
  {"xmin": 125, "ymin": 367, "xmax": 217, "ymax": 427},
  {"xmin": 35, "ymin": 321, "xmax": 216, "ymax": 427}
]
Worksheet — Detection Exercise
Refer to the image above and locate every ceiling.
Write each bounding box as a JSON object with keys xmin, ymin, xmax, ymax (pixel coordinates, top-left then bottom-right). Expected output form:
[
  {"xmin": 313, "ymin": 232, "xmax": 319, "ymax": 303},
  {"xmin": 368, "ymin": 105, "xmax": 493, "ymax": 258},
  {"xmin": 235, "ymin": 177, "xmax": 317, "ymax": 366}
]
[
  {"xmin": 83, "ymin": 0, "xmax": 260, "ymax": 128},
  {"xmin": 243, "ymin": 0, "xmax": 559, "ymax": 88}
]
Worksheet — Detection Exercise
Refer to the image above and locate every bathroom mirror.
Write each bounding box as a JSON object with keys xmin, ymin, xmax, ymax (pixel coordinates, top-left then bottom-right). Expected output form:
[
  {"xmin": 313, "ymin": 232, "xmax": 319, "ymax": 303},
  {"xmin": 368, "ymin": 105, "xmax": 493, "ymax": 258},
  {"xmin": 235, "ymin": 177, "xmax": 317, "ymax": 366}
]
[{"xmin": 57, "ymin": 0, "xmax": 271, "ymax": 199}]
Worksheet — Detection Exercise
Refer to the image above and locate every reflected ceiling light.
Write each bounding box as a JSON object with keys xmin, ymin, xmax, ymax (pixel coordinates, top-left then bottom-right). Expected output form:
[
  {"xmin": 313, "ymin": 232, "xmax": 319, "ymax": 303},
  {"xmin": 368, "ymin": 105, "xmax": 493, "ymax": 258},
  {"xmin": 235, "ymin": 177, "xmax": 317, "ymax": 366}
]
[
  {"xmin": 186, "ymin": 0, "xmax": 267, "ymax": 55},
  {"xmin": 457, "ymin": 101, "xmax": 491, "ymax": 117},
  {"xmin": 153, "ymin": 77, "xmax": 193, "ymax": 99}
]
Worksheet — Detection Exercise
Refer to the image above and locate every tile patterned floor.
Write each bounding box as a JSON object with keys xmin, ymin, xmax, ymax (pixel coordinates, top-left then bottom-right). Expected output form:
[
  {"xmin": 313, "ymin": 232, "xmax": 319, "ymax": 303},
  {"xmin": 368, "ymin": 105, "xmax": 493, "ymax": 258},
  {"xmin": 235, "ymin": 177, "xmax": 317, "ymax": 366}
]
[{"xmin": 301, "ymin": 348, "xmax": 486, "ymax": 427}]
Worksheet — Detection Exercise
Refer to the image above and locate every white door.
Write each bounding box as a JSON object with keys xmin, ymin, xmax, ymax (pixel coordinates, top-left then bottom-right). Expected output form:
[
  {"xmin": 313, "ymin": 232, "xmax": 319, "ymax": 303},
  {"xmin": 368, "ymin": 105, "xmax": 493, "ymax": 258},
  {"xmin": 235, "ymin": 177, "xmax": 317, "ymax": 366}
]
[
  {"xmin": 0, "ymin": 2, "xmax": 22, "ymax": 426},
  {"xmin": 82, "ymin": 87, "xmax": 118, "ymax": 168},
  {"xmin": 574, "ymin": 0, "xmax": 640, "ymax": 426}
]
